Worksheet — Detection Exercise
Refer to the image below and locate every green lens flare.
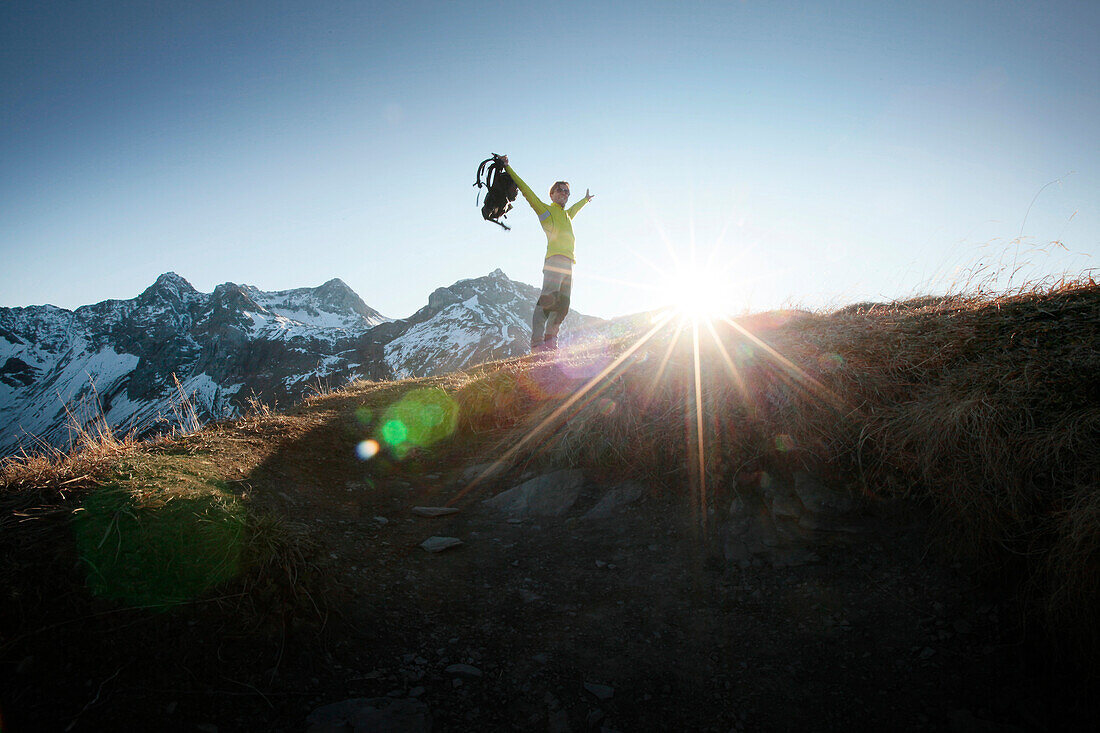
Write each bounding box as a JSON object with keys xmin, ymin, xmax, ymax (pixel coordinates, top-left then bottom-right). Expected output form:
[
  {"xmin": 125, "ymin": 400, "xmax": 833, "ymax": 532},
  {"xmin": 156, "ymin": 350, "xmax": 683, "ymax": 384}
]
[
  {"xmin": 382, "ymin": 419, "xmax": 408, "ymax": 445},
  {"xmin": 378, "ymin": 387, "xmax": 459, "ymax": 454}
]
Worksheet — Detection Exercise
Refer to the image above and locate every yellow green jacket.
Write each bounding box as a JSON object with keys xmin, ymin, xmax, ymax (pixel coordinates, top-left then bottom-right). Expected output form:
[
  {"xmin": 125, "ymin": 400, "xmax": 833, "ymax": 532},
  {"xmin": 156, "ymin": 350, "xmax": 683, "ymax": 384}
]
[{"xmin": 505, "ymin": 164, "xmax": 589, "ymax": 262}]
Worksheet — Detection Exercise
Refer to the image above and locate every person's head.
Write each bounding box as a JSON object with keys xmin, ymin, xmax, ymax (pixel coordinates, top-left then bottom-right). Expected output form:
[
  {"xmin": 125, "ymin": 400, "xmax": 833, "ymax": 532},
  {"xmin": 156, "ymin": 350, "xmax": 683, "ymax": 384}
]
[{"xmin": 549, "ymin": 181, "xmax": 570, "ymax": 206}]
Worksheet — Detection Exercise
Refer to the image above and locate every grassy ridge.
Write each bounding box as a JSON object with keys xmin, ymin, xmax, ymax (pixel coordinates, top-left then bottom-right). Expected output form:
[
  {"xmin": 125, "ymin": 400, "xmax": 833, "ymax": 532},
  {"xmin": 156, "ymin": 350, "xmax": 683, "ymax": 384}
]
[{"xmin": 2, "ymin": 278, "xmax": 1098, "ymax": 656}]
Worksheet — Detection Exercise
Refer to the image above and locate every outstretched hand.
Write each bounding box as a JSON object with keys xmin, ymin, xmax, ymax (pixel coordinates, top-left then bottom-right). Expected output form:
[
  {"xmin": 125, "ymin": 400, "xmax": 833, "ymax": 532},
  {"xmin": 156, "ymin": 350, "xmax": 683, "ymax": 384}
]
[{"xmin": 585, "ymin": 188, "xmax": 595, "ymax": 202}]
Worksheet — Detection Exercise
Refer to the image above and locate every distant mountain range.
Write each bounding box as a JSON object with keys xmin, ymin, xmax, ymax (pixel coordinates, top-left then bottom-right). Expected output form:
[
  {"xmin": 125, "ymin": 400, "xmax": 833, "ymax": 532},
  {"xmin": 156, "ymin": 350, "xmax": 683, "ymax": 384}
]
[{"xmin": 0, "ymin": 270, "xmax": 607, "ymax": 456}]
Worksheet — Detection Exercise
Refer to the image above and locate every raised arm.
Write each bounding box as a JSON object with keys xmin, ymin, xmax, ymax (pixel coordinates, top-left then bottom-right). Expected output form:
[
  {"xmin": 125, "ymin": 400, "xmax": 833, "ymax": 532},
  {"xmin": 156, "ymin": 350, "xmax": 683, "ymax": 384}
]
[
  {"xmin": 504, "ymin": 162, "xmax": 550, "ymax": 219},
  {"xmin": 567, "ymin": 189, "xmax": 595, "ymax": 218}
]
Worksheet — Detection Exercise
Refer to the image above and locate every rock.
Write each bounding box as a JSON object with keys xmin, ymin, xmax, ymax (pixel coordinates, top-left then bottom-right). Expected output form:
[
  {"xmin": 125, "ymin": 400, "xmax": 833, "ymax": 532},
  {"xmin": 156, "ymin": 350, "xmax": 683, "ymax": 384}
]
[
  {"xmin": 760, "ymin": 477, "xmax": 803, "ymax": 520},
  {"xmin": 482, "ymin": 469, "xmax": 584, "ymax": 518},
  {"xmin": 306, "ymin": 697, "xmax": 431, "ymax": 733},
  {"xmin": 420, "ymin": 537, "xmax": 463, "ymax": 553},
  {"xmin": 412, "ymin": 506, "xmax": 459, "ymax": 517},
  {"xmin": 519, "ymin": 589, "xmax": 542, "ymax": 603},
  {"xmin": 792, "ymin": 472, "xmax": 859, "ymax": 515},
  {"xmin": 581, "ymin": 481, "xmax": 646, "ymax": 520},
  {"xmin": 769, "ymin": 491, "xmax": 803, "ymax": 521},
  {"xmin": 445, "ymin": 663, "xmax": 483, "ymax": 678},
  {"xmin": 583, "ymin": 682, "xmax": 614, "ymax": 700},
  {"xmin": 374, "ymin": 516, "xmax": 389, "ymax": 524}
]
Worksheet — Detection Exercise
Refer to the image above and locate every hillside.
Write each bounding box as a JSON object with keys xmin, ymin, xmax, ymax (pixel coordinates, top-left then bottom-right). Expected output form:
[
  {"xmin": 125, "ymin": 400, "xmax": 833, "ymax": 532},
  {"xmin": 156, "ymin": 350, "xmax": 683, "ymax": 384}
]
[{"xmin": 1, "ymin": 280, "xmax": 1098, "ymax": 731}]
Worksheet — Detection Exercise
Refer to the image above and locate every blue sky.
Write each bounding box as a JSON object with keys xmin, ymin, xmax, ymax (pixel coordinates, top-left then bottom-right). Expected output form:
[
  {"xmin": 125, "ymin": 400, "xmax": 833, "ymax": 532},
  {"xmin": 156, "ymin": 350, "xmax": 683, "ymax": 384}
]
[{"xmin": 2, "ymin": 0, "xmax": 1098, "ymax": 319}]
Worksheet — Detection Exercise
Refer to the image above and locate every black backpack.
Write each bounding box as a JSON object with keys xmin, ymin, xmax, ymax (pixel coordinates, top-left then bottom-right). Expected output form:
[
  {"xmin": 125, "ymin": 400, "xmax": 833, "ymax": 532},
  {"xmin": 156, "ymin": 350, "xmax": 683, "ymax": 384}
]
[{"xmin": 474, "ymin": 154, "xmax": 518, "ymax": 230}]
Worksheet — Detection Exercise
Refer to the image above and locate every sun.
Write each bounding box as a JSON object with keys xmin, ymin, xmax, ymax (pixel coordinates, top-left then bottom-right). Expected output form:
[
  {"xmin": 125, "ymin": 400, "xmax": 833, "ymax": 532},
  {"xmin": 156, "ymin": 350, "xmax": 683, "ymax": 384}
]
[{"xmin": 666, "ymin": 264, "xmax": 733, "ymax": 320}]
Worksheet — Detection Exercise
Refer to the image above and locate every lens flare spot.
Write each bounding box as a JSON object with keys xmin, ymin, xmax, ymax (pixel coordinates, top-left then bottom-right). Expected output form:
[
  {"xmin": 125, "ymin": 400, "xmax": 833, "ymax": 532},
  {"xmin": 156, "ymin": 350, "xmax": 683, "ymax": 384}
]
[
  {"xmin": 819, "ymin": 352, "xmax": 844, "ymax": 371},
  {"xmin": 377, "ymin": 387, "xmax": 459, "ymax": 457},
  {"xmin": 775, "ymin": 434, "xmax": 794, "ymax": 452},
  {"xmin": 597, "ymin": 397, "xmax": 618, "ymax": 415},
  {"xmin": 382, "ymin": 419, "xmax": 408, "ymax": 446},
  {"xmin": 356, "ymin": 439, "xmax": 380, "ymax": 460},
  {"xmin": 355, "ymin": 406, "xmax": 374, "ymax": 425}
]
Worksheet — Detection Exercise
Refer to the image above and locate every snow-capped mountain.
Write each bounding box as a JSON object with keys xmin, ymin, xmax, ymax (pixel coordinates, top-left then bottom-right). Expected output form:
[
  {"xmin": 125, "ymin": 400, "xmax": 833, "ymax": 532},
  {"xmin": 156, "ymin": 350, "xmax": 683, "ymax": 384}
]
[
  {"xmin": 0, "ymin": 269, "xmax": 605, "ymax": 457},
  {"xmin": 384, "ymin": 268, "xmax": 602, "ymax": 378}
]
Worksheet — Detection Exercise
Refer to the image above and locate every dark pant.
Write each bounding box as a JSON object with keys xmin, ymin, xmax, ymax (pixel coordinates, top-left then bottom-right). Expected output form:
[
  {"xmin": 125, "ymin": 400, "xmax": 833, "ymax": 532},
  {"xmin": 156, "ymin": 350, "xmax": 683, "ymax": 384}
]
[{"xmin": 532, "ymin": 254, "xmax": 573, "ymax": 349}]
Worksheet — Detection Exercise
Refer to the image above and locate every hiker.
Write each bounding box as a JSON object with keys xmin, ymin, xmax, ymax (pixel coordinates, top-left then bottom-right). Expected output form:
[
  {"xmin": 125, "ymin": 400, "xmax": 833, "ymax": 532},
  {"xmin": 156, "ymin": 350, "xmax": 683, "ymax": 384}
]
[{"xmin": 500, "ymin": 155, "xmax": 595, "ymax": 352}]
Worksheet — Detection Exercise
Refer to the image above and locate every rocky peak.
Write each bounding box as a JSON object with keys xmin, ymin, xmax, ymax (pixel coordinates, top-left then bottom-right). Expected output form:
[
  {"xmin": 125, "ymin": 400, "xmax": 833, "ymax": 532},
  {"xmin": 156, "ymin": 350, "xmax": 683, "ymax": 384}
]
[
  {"xmin": 427, "ymin": 287, "xmax": 462, "ymax": 311},
  {"xmin": 313, "ymin": 278, "xmax": 380, "ymax": 320},
  {"xmin": 446, "ymin": 269, "xmax": 535, "ymax": 306},
  {"xmin": 138, "ymin": 272, "xmax": 200, "ymax": 307},
  {"xmin": 210, "ymin": 282, "xmax": 262, "ymax": 313}
]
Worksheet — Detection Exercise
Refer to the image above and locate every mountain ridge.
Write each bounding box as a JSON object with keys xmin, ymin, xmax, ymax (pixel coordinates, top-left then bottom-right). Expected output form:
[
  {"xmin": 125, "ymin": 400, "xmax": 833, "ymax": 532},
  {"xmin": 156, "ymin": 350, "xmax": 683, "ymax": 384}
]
[{"xmin": 0, "ymin": 270, "xmax": 609, "ymax": 456}]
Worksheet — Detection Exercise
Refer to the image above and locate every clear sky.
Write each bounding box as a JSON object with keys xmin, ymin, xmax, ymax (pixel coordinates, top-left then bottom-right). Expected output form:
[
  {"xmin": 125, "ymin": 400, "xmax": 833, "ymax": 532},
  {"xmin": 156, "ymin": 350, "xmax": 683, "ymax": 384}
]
[{"xmin": 3, "ymin": 0, "xmax": 1098, "ymax": 319}]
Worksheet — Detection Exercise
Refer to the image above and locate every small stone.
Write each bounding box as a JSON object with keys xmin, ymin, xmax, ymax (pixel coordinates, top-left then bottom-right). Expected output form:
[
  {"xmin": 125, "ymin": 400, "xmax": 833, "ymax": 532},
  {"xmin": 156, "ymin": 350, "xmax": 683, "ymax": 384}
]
[
  {"xmin": 412, "ymin": 506, "xmax": 459, "ymax": 517},
  {"xmin": 482, "ymin": 469, "xmax": 584, "ymax": 518},
  {"xmin": 581, "ymin": 480, "xmax": 646, "ymax": 520},
  {"xmin": 373, "ymin": 516, "xmax": 389, "ymax": 524},
  {"xmin": 919, "ymin": 647, "xmax": 936, "ymax": 660},
  {"xmin": 420, "ymin": 537, "xmax": 463, "ymax": 553},
  {"xmin": 583, "ymin": 682, "xmax": 614, "ymax": 700},
  {"xmin": 445, "ymin": 663, "xmax": 483, "ymax": 678},
  {"xmin": 519, "ymin": 589, "xmax": 542, "ymax": 603}
]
